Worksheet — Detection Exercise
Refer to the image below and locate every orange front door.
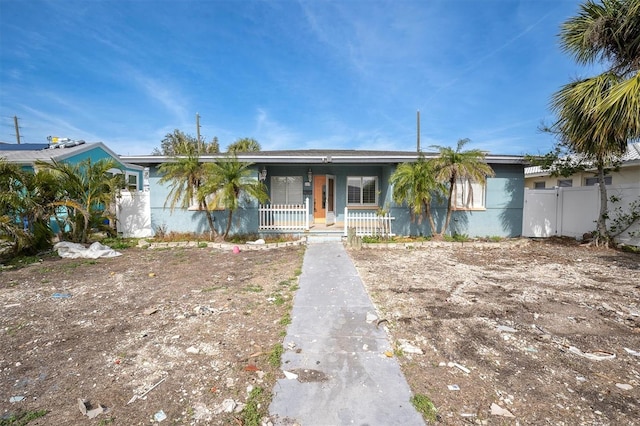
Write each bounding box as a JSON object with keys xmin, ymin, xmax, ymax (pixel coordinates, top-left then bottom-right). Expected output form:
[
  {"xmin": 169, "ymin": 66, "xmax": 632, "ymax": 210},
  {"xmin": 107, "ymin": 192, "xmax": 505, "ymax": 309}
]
[{"xmin": 313, "ymin": 175, "xmax": 326, "ymax": 222}]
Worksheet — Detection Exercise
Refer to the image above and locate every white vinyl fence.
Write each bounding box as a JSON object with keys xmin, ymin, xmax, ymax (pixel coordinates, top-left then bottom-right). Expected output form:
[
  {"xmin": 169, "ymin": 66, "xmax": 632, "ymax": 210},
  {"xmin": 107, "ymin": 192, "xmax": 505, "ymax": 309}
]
[
  {"xmin": 343, "ymin": 207, "xmax": 395, "ymax": 237},
  {"xmin": 259, "ymin": 198, "xmax": 310, "ymax": 232},
  {"xmin": 116, "ymin": 191, "xmax": 153, "ymax": 238},
  {"xmin": 522, "ymin": 184, "xmax": 640, "ymax": 246}
]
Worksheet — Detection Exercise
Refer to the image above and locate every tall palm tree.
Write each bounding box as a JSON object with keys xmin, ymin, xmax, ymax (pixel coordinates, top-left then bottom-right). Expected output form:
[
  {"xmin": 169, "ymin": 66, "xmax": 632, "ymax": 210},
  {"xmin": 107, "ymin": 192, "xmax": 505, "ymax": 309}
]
[
  {"xmin": 200, "ymin": 155, "xmax": 268, "ymax": 240},
  {"xmin": 430, "ymin": 139, "xmax": 495, "ymax": 238},
  {"xmin": 389, "ymin": 155, "xmax": 443, "ymax": 236},
  {"xmin": 37, "ymin": 158, "xmax": 123, "ymax": 243},
  {"xmin": 226, "ymin": 138, "xmax": 261, "ymax": 153},
  {"xmin": 552, "ymin": 0, "xmax": 640, "ymax": 243},
  {"xmin": 158, "ymin": 152, "xmax": 217, "ymax": 238}
]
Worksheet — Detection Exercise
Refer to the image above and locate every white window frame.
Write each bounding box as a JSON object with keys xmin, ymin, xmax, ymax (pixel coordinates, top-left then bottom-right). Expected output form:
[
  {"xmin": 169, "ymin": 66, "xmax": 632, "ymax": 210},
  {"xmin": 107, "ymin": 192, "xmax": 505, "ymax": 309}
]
[
  {"xmin": 125, "ymin": 172, "xmax": 138, "ymax": 191},
  {"xmin": 347, "ymin": 176, "xmax": 378, "ymax": 207},
  {"xmin": 534, "ymin": 181, "xmax": 546, "ymax": 189},
  {"xmin": 270, "ymin": 176, "xmax": 303, "ymax": 205},
  {"xmin": 557, "ymin": 179, "xmax": 573, "ymax": 187},
  {"xmin": 453, "ymin": 178, "xmax": 487, "ymax": 210}
]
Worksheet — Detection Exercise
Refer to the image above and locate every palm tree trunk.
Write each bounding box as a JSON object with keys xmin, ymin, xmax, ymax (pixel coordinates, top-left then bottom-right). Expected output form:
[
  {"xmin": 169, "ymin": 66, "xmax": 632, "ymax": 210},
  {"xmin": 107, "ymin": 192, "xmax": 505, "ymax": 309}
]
[
  {"xmin": 596, "ymin": 164, "xmax": 609, "ymax": 246},
  {"xmin": 223, "ymin": 210, "xmax": 233, "ymax": 240},
  {"xmin": 424, "ymin": 202, "xmax": 438, "ymax": 238},
  {"xmin": 201, "ymin": 199, "xmax": 217, "ymax": 240},
  {"xmin": 440, "ymin": 178, "xmax": 456, "ymax": 238}
]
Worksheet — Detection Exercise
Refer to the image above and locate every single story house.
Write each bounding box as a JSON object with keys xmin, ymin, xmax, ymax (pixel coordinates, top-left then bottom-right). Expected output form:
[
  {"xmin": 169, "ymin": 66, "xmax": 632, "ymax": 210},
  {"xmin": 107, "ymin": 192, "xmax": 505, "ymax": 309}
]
[
  {"xmin": 525, "ymin": 142, "xmax": 640, "ymax": 189},
  {"xmin": 121, "ymin": 149, "xmax": 527, "ymax": 239}
]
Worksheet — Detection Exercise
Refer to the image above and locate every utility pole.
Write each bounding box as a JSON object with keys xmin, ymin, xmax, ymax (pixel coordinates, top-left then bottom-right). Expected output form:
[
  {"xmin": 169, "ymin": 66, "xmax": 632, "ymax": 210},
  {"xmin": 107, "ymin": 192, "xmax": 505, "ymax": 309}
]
[
  {"xmin": 14, "ymin": 115, "xmax": 21, "ymax": 144},
  {"xmin": 416, "ymin": 110, "xmax": 420, "ymax": 152},
  {"xmin": 196, "ymin": 112, "xmax": 202, "ymax": 153}
]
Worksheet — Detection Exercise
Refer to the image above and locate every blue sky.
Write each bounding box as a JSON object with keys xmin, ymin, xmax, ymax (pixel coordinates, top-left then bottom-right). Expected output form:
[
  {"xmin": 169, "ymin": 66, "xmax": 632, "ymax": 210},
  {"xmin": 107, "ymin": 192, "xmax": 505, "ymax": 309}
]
[{"xmin": 0, "ymin": 0, "xmax": 599, "ymax": 156}]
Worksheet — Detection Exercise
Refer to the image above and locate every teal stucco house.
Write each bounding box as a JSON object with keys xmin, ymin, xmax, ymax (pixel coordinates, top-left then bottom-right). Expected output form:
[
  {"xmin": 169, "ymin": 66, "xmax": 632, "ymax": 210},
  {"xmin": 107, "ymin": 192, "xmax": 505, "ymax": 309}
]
[{"xmin": 121, "ymin": 149, "xmax": 527, "ymax": 239}]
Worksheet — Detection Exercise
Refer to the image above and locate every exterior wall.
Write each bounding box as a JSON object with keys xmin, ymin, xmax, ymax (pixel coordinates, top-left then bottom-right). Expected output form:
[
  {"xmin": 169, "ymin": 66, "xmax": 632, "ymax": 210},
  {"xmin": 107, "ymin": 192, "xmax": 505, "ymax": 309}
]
[
  {"xmin": 145, "ymin": 162, "xmax": 525, "ymax": 238},
  {"xmin": 390, "ymin": 164, "xmax": 524, "ymax": 238},
  {"xmin": 525, "ymin": 164, "xmax": 640, "ymax": 189}
]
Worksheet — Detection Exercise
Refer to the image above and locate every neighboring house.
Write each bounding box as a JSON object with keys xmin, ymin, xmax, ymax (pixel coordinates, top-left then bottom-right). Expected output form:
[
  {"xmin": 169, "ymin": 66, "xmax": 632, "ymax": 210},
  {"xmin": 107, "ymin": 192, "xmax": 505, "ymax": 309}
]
[
  {"xmin": 0, "ymin": 140, "xmax": 144, "ymax": 188},
  {"xmin": 525, "ymin": 142, "xmax": 640, "ymax": 189},
  {"xmin": 121, "ymin": 149, "xmax": 527, "ymax": 239}
]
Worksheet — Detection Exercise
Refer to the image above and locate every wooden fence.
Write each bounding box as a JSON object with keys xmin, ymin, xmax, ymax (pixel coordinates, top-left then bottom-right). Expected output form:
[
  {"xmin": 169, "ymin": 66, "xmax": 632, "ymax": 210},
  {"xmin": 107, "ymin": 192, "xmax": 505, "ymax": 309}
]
[
  {"xmin": 259, "ymin": 198, "xmax": 310, "ymax": 231},
  {"xmin": 343, "ymin": 207, "xmax": 395, "ymax": 237}
]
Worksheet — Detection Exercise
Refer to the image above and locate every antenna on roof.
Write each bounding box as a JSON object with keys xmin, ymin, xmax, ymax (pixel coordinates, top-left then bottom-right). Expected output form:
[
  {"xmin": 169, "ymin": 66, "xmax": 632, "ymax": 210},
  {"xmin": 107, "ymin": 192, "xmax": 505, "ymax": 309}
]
[{"xmin": 416, "ymin": 110, "xmax": 421, "ymax": 152}]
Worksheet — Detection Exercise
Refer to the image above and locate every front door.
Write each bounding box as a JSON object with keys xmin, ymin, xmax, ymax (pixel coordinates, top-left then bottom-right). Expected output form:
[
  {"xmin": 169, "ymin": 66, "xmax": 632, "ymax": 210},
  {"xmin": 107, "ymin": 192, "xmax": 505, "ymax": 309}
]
[
  {"xmin": 313, "ymin": 176, "xmax": 326, "ymax": 223},
  {"xmin": 313, "ymin": 175, "xmax": 336, "ymax": 225}
]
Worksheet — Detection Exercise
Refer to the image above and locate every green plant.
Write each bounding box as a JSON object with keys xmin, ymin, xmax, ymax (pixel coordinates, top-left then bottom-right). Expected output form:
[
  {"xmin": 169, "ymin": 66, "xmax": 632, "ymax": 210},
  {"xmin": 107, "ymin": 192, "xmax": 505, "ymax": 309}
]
[
  {"xmin": 243, "ymin": 285, "xmax": 263, "ymax": 293},
  {"xmin": 100, "ymin": 237, "xmax": 139, "ymax": 249},
  {"xmin": 241, "ymin": 387, "xmax": 267, "ymax": 426},
  {"xmin": 279, "ymin": 312, "xmax": 291, "ymax": 326},
  {"xmin": 98, "ymin": 417, "xmax": 115, "ymax": 425},
  {"xmin": 0, "ymin": 409, "xmax": 48, "ymax": 425},
  {"xmin": 410, "ymin": 394, "xmax": 437, "ymax": 423},
  {"xmin": 444, "ymin": 233, "xmax": 469, "ymax": 242},
  {"xmin": 268, "ymin": 343, "xmax": 284, "ymax": 367},
  {"xmin": 197, "ymin": 241, "xmax": 208, "ymax": 248}
]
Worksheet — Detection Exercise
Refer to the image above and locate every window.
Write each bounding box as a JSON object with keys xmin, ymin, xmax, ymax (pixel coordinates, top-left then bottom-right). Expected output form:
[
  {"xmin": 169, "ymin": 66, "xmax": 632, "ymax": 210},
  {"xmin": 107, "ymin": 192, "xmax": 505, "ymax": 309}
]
[
  {"xmin": 454, "ymin": 178, "xmax": 486, "ymax": 209},
  {"xmin": 270, "ymin": 176, "xmax": 303, "ymax": 205},
  {"xmin": 534, "ymin": 181, "xmax": 546, "ymax": 189},
  {"xmin": 126, "ymin": 172, "xmax": 138, "ymax": 191},
  {"xmin": 557, "ymin": 179, "xmax": 573, "ymax": 187},
  {"xmin": 347, "ymin": 177, "xmax": 378, "ymax": 206},
  {"xmin": 585, "ymin": 176, "xmax": 612, "ymax": 186}
]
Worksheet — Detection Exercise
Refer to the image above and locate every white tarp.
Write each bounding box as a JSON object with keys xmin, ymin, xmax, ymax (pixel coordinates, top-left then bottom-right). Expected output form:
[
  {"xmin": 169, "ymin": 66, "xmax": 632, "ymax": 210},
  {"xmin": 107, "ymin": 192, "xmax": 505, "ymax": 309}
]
[{"xmin": 54, "ymin": 242, "xmax": 122, "ymax": 259}]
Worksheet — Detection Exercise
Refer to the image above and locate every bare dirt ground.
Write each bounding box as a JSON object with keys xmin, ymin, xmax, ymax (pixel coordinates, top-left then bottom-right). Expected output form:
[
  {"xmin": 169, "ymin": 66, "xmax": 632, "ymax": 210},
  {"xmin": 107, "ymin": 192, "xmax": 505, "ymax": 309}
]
[
  {"xmin": 1, "ymin": 238, "xmax": 639, "ymax": 426},
  {"xmin": 1, "ymin": 243, "xmax": 305, "ymax": 425},
  {"xmin": 349, "ymin": 238, "xmax": 640, "ymax": 425}
]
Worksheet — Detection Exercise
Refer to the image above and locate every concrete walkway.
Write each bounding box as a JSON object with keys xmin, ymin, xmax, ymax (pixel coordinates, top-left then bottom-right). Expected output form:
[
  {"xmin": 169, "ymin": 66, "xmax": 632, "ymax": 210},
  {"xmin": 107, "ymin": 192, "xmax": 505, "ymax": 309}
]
[{"xmin": 269, "ymin": 242, "xmax": 425, "ymax": 426}]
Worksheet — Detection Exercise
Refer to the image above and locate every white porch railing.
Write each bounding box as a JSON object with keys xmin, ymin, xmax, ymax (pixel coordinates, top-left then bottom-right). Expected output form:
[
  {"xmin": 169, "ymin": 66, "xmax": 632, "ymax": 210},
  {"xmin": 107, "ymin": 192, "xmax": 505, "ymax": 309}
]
[
  {"xmin": 259, "ymin": 197, "xmax": 310, "ymax": 231},
  {"xmin": 343, "ymin": 207, "xmax": 395, "ymax": 237}
]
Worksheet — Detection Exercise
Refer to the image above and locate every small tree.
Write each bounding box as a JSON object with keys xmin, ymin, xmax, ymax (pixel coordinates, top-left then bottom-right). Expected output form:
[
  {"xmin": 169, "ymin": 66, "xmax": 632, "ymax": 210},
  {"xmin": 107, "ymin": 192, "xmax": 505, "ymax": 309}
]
[
  {"xmin": 158, "ymin": 152, "xmax": 217, "ymax": 238},
  {"xmin": 430, "ymin": 139, "xmax": 495, "ymax": 238},
  {"xmin": 36, "ymin": 158, "xmax": 123, "ymax": 243},
  {"xmin": 153, "ymin": 129, "xmax": 220, "ymax": 155},
  {"xmin": 199, "ymin": 155, "xmax": 268, "ymax": 240},
  {"xmin": 390, "ymin": 155, "xmax": 443, "ymax": 236}
]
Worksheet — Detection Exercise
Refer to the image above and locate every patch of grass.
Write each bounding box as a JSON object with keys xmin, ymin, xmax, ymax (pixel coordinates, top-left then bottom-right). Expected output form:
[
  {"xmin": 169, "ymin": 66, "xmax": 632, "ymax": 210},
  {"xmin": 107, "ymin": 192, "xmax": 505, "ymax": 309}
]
[
  {"xmin": 268, "ymin": 343, "xmax": 284, "ymax": 367},
  {"xmin": 0, "ymin": 409, "xmax": 48, "ymax": 425},
  {"xmin": 241, "ymin": 387, "xmax": 268, "ymax": 426},
  {"xmin": 2, "ymin": 254, "xmax": 42, "ymax": 270},
  {"xmin": 410, "ymin": 394, "xmax": 437, "ymax": 423},
  {"xmin": 243, "ymin": 285, "xmax": 263, "ymax": 293},
  {"xmin": 620, "ymin": 244, "xmax": 640, "ymax": 253},
  {"xmin": 98, "ymin": 417, "xmax": 115, "ymax": 425},
  {"xmin": 272, "ymin": 294, "xmax": 286, "ymax": 306},
  {"xmin": 444, "ymin": 233, "xmax": 470, "ymax": 242},
  {"xmin": 197, "ymin": 242, "xmax": 208, "ymax": 248},
  {"xmin": 393, "ymin": 342, "xmax": 404, "ymax": 358},
  {"xmin": 294, "ymin": 267, "xmax": 302, "ymax": 277},
  {"xmin": 100, "ymin": 237, "xmax": 139, "ymax": 250},
  {"xmin": 279, "ymin": 312, "xmax": 291, "ymax": 326}
]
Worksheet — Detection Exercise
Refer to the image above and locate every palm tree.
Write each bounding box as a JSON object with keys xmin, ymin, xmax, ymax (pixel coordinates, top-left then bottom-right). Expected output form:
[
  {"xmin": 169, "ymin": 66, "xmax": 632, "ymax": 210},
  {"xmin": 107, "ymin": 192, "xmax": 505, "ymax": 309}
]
[
  {"xmin": 153, "ymin": 129, "xmax": 220, "ymax": 155},
  {"xmin": 226, "ymin": 138, "xmax": 261, "ymax": 153},
  {"xmin": 200, "ymin": 155, "xmax": 268, "ymax": 240},
  {"xmin": 389, "ymin": 155, "xmax": 443, "ymax": 236},
  {"xmin": 158, "ymin": 152, "xmax": 217, "ymax": 238},
  {"xmin": 551, "ymin": 0, "xmax": 640, "ymax": 244},
  {"xmin": 1, "ymin": 159, "xmax": 60, "ymax": 253},
  {"xmin": 37, "ymin": 158, "xmax": 124, "ymax": 243},
  {"xmin": 430, "ymin": 139, "xmax": 495, "ymax": 238}
]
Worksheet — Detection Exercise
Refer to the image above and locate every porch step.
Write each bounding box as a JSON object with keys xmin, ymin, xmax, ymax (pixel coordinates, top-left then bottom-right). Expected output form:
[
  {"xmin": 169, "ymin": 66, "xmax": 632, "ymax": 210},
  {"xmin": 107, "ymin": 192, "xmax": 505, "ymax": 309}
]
[{"xmin": 305, "ymin": 232, "xmax": 344, "ymax": 243}]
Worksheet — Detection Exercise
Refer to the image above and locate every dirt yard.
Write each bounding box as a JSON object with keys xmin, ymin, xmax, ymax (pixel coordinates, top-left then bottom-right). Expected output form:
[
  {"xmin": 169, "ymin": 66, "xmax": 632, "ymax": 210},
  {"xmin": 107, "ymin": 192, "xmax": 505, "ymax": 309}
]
[
  {"xmin": 1, "ymin": 243, "xmax": 305, "ymax": 425},
  {"xmin": 349, "ymin": 238, "xmax": 640, "ymax": 425},
  {"xmin": 1, "ymin": 238, "xmax": 639, "ymax": 425}
]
